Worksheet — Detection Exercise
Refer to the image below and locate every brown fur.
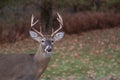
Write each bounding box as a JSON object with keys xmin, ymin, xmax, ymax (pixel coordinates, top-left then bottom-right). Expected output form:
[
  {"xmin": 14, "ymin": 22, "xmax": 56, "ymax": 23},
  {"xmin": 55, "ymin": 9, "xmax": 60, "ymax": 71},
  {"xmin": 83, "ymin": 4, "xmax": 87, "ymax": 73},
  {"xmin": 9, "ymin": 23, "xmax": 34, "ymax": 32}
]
[
  {"xmin": 0, "ymin": 54, "xmax": 37, "ymax": 80},
  {"xmin": 0, "ymin": 45, "xmax": 51, "ymax": 80}
]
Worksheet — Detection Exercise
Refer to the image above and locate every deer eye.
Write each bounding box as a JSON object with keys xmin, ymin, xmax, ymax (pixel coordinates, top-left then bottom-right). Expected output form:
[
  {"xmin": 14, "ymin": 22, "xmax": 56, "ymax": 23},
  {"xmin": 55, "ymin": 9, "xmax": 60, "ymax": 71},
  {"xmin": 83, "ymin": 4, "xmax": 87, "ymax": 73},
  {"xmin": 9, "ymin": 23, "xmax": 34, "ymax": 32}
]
[
  {"xmin": 41, "ymin": 40, "xmax": 45, "ymax": 43},
  {"xmin": 51, "ymin": 40, "xmax": 54, "ymax": 43}
]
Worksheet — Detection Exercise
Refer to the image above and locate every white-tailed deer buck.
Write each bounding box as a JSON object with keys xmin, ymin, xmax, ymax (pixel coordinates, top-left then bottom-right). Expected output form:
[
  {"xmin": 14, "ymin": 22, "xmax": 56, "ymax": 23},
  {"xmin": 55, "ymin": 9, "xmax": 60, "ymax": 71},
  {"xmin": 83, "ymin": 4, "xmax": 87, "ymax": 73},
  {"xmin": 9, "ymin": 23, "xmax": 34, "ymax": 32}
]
[{"xmin": 0, "ymin": 13, "xmax": 64, "ymax": 80}]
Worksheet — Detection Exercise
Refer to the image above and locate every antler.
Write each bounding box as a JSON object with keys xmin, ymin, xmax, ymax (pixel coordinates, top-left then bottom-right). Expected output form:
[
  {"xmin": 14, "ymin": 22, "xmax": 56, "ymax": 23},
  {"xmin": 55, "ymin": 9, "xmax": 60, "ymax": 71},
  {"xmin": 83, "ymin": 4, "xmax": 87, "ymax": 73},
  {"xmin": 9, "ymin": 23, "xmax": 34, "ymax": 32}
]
[
  {"xmin": 31, "ymin": 14, "xmax": 44, "ymax": 37},
  {"xmin": 51, "ymin": 13, "xmax": 63, "ymax": 37}
]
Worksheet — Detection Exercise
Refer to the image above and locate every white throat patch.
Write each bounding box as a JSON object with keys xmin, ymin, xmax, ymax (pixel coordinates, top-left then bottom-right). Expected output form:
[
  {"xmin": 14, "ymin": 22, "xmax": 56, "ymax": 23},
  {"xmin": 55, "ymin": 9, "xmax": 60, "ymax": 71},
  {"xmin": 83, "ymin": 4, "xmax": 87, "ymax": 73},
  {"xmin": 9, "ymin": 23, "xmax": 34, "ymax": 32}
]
[{"xmin": 45, "ymin": 52, "xmax": 52, "ymax": 57}]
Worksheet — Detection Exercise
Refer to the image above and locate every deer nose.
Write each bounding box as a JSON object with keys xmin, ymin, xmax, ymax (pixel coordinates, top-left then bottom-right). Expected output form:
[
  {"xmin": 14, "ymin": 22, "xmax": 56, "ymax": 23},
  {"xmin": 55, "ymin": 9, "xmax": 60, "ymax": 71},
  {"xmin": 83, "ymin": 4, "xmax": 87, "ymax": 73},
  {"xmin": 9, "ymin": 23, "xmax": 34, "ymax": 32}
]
[
  {"xmin": 45, "ymin": 45, "xmax": 52, "ymax": 52},
  {"xmin": 47, "ymin": 48, "xmax": 52, "ymax": 52}
]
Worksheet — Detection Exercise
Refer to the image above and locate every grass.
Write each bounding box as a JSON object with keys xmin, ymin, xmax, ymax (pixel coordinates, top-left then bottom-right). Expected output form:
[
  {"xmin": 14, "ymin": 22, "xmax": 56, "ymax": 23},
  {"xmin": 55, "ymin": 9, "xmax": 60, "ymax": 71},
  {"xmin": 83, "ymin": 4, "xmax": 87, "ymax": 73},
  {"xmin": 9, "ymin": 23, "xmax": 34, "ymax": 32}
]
[{"xmin": 0, "ymin": 27, "xmax": 120, "ymax": 80}]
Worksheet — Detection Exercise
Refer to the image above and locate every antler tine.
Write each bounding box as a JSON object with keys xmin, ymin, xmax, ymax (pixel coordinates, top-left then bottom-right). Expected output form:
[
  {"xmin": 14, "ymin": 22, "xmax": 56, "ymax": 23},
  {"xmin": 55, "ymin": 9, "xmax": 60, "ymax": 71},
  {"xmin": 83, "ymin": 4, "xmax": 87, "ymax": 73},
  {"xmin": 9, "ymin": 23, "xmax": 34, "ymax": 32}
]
[
  {"xmin": 51, "ymin": 13, "xmax": 63, "ymax": 37},
  {"xmin": 31, "ymin": 14, "xmax": 39, "ymax": 27},
  {"xmin": 57, "ymin": 12, "xmax": 63, "ymax": 25},
  {"xmin": 31, "ymin": 14, "xmax": 44, "ymax": 37}
]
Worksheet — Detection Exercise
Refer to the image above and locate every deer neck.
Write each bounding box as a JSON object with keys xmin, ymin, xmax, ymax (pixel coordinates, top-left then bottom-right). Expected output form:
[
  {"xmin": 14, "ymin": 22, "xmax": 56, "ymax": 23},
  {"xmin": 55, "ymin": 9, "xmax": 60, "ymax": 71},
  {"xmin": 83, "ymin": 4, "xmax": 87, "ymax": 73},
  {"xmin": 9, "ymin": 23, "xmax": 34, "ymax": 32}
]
[
  {"xmin": 33, "ymin": 44, "xmax": 52, "ymax": 78},
  {"xmin": 34, "ymin": 44, "xmax": 52, "ymax": 63}
]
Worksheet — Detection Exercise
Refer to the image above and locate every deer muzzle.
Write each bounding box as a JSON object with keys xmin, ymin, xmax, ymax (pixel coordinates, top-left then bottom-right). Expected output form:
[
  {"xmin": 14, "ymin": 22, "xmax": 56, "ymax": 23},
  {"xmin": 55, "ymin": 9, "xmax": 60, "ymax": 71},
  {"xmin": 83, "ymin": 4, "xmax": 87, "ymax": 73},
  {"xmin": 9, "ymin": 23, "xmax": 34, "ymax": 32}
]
[{"xmin": 45, "ymin": 45, "xmax": 52, "ymax": 53}]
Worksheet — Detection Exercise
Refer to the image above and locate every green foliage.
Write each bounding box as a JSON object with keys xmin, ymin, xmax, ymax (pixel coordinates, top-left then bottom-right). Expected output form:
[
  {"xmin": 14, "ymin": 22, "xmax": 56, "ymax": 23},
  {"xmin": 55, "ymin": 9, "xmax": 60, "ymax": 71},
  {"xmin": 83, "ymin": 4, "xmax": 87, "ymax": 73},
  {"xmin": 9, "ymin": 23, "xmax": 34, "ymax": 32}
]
[
  {"xmin": 0, "ymin": 0, "xmax": 30, "ymax": 8},
  {"xmin": 0, "ymin": 0, "xmax": 10, "ymax": 8},
  {"xmin": 56, "ymin": 0, "xmax": 120, "ymax": 11},
  {"xmin": 106, "ymin": 0, "xmax": 120, "ymax": 11},
  {"xmin": 56, "ymin": 0, "xmax": 90, "ymax": 8},
  {"xmin": 107, "ymin": 0, "xmax": 120, "ymax": 3}
]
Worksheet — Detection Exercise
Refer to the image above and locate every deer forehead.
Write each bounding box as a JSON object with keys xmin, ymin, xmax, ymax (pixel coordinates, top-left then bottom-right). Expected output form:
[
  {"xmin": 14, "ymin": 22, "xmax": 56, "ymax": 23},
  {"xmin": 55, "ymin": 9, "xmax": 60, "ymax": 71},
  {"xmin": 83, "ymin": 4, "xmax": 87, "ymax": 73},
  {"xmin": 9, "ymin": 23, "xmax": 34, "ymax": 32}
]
[
  {"xmin": 42, "ymin": 36, "xmax": 53, "ymax": 40},
  {"xmin": 40, "ymin": 36, "xmax": 54, "ymax": 46}
]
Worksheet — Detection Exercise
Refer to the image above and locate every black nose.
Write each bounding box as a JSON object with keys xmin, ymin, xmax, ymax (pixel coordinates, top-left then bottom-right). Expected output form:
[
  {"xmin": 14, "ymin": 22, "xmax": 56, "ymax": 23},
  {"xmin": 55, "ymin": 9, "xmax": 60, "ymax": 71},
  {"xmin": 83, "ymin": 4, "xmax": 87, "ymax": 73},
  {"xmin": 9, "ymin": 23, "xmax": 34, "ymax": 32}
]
[
  {"xmin": 46, "ymin": 46, "xmax": 52, "ymax": 52},
  {"xmin": 47, "ymin": 48, "xmax": 52, "ymax": 52}
]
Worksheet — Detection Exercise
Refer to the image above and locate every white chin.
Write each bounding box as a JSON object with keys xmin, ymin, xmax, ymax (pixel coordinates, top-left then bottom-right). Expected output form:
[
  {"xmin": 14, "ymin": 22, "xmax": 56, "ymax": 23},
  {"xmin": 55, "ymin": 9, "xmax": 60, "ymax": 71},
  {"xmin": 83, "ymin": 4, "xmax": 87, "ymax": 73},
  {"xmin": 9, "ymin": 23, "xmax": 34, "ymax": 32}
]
[
  {"xmin": 46, "ymin": 51, "xmax": 52, "ymax": 55},
  {"xmin": 45, "ymin": 52, "xmax": 52, "ymax": 57},
  {"xmin": 45, "ymin": 51, "xmax": 52, "ymax": 54}
]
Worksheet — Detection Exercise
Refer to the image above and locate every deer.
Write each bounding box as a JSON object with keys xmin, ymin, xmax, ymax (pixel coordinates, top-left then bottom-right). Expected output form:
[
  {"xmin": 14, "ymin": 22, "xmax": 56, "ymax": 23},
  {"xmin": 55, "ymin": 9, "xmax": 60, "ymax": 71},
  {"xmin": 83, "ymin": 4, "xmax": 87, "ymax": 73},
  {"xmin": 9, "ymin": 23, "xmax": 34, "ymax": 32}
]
[{"xmin": 0, "ymin": 13, "xmax": 64, "ymax": 80}]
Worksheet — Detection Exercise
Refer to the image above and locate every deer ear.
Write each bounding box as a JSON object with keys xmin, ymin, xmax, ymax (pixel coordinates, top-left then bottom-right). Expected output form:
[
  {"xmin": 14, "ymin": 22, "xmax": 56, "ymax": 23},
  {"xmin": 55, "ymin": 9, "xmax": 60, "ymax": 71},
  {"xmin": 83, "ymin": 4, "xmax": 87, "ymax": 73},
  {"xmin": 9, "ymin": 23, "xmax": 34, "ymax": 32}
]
[
  {"xmin": 29, "ymin": 30, "xmax": 41, "ymax": 42},
  {"xmin": 53, "ymin": 32, "xmax": 64, "ymax": 41}
]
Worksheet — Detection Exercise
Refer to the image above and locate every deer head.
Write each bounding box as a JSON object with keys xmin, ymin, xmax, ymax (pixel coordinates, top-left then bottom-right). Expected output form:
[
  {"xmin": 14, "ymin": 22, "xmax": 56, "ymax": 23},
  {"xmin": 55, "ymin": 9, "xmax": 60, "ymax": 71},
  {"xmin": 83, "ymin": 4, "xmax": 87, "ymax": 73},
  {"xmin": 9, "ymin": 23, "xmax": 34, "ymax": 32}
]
[{"xmin": 29, "ymin": 13, "xmax": 64, "ymax": 54}]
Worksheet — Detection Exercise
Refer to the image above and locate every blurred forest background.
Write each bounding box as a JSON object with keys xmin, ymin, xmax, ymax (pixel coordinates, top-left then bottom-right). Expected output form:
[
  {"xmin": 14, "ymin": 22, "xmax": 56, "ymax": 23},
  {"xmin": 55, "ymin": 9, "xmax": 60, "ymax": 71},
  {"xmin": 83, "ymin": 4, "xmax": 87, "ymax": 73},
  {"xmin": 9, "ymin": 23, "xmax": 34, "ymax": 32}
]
[
  {"xmin": 0, "ymin": 0, "xmax": 120, "ymax": 80},
  {"xmin": 0, "ymin": 0, "xmax": 120, "ymax": 43}
]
